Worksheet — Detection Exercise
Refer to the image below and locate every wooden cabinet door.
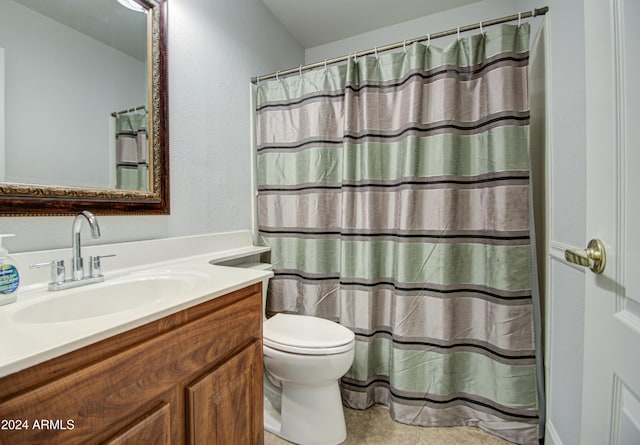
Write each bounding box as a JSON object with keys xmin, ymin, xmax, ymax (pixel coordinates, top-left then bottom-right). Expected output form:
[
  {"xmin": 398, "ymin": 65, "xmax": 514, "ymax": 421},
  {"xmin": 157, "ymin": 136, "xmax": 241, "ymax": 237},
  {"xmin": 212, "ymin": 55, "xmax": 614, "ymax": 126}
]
[
  {"xmin": 104, "ymin": 403, "xmax": 171, "ymax": 445},
  {"xmin": 187, "ymin": 340, "xmax": 263, "ymax": 445}
]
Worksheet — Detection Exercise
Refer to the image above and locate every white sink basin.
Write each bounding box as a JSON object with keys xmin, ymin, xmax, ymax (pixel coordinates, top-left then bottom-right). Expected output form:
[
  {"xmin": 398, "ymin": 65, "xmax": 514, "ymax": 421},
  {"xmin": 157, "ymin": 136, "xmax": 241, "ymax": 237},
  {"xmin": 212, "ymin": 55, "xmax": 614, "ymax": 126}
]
[{"xmin": 12, "ymin": 270, "xmax": 206, "ymax": 324}]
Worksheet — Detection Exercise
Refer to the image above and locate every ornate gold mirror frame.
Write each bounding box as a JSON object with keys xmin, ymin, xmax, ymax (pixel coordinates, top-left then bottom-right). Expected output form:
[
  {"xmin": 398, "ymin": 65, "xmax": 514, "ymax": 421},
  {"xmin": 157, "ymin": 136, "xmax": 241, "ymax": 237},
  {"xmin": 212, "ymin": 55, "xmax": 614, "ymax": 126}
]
[{"xmin": 0, "ymin": 0, "xmax": 169, "ymax": 216}]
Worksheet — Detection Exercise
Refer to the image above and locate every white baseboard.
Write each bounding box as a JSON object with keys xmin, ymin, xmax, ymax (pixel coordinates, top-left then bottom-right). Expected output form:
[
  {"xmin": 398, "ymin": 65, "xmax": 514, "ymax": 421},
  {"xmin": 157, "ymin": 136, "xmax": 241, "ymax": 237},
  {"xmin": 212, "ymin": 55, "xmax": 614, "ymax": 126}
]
[{"xmin": 545, "ymin": 422, "xmax": 563, "ymax": 445}]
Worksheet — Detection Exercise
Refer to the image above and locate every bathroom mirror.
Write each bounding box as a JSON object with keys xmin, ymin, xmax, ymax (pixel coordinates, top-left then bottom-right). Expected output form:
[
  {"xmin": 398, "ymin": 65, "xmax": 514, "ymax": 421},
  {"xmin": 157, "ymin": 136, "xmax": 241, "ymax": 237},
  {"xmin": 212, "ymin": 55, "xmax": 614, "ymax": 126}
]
[{"xmin": 0, "ymin": 0, "xmax": 169, "ymax": 215}]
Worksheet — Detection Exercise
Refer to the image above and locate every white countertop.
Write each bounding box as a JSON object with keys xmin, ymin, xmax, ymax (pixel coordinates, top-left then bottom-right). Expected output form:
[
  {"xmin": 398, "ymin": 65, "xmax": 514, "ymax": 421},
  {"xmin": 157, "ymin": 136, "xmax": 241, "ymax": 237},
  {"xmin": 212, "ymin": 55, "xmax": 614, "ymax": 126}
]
[{"xmin": 0, "ymin": 244, "xmax": 272, "ymax": 378}]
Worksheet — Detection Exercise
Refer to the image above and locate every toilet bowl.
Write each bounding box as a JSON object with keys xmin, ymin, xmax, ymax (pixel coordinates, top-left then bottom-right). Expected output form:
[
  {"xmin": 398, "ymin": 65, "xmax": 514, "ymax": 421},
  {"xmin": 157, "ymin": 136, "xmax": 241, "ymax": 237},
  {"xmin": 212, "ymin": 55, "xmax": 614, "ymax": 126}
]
[{"xmin": 238, "ymin": 263, "xmax": 355, "ymax": 445}]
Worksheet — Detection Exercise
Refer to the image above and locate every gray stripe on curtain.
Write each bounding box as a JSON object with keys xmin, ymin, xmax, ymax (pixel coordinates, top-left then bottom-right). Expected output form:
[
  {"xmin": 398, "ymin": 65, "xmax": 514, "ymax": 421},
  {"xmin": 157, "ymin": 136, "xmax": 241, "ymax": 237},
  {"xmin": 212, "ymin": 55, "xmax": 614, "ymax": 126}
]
[{"xmin": 255, "ymin": 23, "xmax": 542, "ymax": 445}]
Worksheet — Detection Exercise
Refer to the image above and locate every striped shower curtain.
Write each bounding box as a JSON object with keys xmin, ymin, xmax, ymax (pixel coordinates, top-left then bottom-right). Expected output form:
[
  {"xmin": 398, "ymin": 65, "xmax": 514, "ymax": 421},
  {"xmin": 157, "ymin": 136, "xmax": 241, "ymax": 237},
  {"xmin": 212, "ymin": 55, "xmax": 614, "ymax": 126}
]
[
  {"xmin": 256, "ymin": 24, "xmax": 542, "ymax": 445},
  {"xmin": 115, "ymin": 112, "xmax": 149, "ymax": 191}
]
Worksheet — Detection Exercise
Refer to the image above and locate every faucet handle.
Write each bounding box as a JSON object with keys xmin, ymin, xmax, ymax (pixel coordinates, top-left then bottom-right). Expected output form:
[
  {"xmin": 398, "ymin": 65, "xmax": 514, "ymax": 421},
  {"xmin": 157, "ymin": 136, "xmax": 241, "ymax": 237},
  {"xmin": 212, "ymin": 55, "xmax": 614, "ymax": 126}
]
[
  {"xmin": 30, "ymin": 260, "xmax": 65, "ymax": 285},
  {"xmin": 88, "ymin": 254, "xmax": 116, "ymax": 278}
]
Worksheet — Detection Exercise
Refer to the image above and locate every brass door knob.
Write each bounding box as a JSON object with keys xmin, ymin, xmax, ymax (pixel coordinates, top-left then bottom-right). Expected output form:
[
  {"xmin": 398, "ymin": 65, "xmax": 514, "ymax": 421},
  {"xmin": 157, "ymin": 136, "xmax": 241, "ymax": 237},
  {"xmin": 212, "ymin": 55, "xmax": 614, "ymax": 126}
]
[{"xmin": 564, "ymin": 239, "xmax": 606, "ymax": 274}]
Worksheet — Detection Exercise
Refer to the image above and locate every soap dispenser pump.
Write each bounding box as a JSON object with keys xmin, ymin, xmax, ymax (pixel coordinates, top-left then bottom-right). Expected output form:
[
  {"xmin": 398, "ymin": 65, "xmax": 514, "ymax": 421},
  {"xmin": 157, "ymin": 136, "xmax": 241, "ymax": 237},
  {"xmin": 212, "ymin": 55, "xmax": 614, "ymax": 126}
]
[{"xmin": 0, "ymin": 234, "xmax": 20, "ymax": 305}]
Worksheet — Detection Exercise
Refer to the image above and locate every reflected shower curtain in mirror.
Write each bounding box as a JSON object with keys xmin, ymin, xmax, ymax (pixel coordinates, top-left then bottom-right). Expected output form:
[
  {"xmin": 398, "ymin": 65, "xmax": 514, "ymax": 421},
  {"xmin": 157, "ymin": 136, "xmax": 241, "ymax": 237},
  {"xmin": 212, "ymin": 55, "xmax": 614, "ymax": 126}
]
[
  {"xmin": 255, "ymin": 24, "xmax": 542, "ymax": 445},
  {"xmin": 115, "ymin": 112, "xmax": 149, "ymax": 191}
]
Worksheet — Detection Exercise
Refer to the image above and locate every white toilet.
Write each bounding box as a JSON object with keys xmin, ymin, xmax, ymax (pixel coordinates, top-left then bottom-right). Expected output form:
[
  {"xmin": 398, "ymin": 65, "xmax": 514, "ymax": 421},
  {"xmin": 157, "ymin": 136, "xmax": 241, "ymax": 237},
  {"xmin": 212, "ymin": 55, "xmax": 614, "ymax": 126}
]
[{"xmin": 241, "ymin": 263, "xmax": 355, "ymax": 445}]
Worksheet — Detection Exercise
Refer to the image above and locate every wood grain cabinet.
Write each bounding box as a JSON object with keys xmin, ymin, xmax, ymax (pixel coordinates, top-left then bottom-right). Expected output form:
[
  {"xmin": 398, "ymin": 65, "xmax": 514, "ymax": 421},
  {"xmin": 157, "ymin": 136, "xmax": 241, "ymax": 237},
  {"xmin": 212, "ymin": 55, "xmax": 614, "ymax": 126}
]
[
  {"xmin": 0, "ymin": 284, "xmax": 264, "ymax": 445},
  {"xmin": 104, "ymin": 403, "xmax": 172, "ymax": 445}
]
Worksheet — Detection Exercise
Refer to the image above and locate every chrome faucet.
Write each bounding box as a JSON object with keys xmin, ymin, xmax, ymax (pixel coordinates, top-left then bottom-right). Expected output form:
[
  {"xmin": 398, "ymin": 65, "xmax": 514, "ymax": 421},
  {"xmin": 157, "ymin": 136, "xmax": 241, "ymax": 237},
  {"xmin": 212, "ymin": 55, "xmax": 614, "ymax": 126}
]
[
  {"xmin": 30, "ymin": 210, "xmax": 115, "ymax": 291},
  {"xmin": 71, "ymin": 210, "xmax": 101, "ymax": 281}
]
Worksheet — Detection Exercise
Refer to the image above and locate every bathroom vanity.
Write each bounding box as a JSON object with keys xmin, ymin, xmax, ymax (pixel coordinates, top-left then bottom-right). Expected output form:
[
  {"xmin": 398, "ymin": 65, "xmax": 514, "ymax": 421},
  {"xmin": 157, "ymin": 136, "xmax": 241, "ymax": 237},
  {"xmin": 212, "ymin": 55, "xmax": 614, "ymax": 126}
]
[
  {"xmin": 0, "ymin": 231, "xmax": 270, "ymax": 445},
  {"xmin": 0, "ymin": 283, "xmax": 263, "ymax": 444}
]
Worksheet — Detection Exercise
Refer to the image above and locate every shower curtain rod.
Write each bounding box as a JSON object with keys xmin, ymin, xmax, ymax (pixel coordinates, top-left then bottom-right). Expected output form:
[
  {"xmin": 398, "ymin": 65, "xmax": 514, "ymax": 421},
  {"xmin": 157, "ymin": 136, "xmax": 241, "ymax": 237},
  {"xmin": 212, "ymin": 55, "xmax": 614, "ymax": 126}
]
[
  {"xmin": 110, "ymin": 105, "xmax": 147, "ymax": 118},
  {"xmin": 251, "ymin": 6, "xmax": 548, "ymax": 84}
]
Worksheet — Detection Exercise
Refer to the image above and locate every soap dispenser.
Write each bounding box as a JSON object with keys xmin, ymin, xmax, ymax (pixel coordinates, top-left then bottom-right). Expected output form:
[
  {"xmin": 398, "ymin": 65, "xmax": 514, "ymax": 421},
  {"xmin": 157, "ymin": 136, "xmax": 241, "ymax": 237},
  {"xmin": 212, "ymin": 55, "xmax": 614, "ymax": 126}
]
[{"xmin": 0, "ymin": 234, "xmax": 20, "ymax": 305}]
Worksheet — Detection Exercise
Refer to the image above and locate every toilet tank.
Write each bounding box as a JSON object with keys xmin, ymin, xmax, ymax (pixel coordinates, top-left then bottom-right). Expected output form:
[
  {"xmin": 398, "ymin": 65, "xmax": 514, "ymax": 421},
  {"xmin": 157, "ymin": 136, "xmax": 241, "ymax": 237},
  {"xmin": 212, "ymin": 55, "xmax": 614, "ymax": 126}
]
[{"xmin": 234, "ymin": 262, "xmax": 273, "ymax": 319}]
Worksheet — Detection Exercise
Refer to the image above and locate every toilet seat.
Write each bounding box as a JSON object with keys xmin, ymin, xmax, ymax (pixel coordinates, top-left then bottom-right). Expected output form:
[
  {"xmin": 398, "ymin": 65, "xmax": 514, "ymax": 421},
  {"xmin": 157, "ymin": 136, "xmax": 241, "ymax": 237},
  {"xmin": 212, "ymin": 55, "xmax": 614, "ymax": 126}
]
[{"xmin": 264, "ymin": 313, "xmax": 355, "ymax": 355}]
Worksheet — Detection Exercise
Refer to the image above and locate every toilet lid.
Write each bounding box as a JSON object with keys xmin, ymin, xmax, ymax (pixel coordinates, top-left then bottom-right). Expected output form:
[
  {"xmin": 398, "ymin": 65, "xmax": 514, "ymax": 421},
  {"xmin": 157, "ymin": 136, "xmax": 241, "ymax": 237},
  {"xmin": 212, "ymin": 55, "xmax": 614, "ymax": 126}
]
[{"xmin": 264, "ymin": 314, "xmax": 355, "ymax": 355}]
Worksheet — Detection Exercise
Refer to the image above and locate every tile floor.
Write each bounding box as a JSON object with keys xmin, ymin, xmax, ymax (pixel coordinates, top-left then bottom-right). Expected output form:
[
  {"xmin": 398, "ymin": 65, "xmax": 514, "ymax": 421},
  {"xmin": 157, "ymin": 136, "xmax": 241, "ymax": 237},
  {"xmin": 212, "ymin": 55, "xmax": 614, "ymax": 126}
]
[{"xmin": 264, "ymin": 404, "xmax": 513, "ymax": 445}]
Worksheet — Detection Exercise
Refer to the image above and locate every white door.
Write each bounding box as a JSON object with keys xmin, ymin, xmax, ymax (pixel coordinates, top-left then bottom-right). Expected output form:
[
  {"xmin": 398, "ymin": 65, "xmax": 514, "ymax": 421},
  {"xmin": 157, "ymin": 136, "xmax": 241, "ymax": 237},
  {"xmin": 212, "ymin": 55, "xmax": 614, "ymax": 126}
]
[{"xmin": 580, "ymin": 0, "xmax": 640, "ymax": 443}]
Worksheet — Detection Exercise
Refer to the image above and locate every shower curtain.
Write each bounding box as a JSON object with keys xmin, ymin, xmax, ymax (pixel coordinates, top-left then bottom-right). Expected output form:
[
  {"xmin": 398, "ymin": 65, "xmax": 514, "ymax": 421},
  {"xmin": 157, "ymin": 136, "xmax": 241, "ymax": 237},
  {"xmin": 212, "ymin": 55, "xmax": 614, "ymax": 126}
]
[
  {"xmin": 255, "ymin": 24, "xmax": 542, "ymax": 445},
  {"xmin": 115, "ymin": 111, "xmax": 149, "ymax": 191}
]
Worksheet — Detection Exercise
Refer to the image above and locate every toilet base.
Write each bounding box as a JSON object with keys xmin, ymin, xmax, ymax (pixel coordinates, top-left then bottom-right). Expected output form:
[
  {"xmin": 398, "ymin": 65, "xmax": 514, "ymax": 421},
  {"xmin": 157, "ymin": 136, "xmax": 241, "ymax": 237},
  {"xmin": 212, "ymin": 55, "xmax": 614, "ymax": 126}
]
[{"xmin": 264, "ymin": 377, "xmax": 347, "ymax": 445}]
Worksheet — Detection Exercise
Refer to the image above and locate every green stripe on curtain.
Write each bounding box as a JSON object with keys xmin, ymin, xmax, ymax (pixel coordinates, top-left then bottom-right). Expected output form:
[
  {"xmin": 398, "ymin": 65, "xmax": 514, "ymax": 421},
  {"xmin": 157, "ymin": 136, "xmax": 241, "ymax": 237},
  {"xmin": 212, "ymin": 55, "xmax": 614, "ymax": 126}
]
[
  {"xmin": 342, "ymin": 241, "xmax": 532, "ymax": 290},
  {"xmin": 258, "ymin": 126, "xmax": 530, "ymax": 185},
  {"xmin": 348, "ymin": 339, "xmax": 538, "ymax": 409},
  {"xmin": 268, "ymin": 237, "xmax": 340, "ymax": 274},
  {"xmin": 256, "ymin": 23, "xmax": 541, "ymax": 445},
  {"xmin": 258, "ymin": 148, "xmax": 343, "ymax": 185},
  {"xmin": 268, "ymin": 237, "xmax": 531, "ymax": 290}
]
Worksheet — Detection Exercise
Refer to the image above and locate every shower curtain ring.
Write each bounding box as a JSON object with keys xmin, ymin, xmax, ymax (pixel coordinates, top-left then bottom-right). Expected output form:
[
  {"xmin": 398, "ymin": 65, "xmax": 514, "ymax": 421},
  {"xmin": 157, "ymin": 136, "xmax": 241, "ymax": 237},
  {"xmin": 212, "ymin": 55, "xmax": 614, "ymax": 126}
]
[
  {"xmin": 276, "ymin": 70, "xmax": 280, "ymax": 80},
  {"xmin": 403, "ymin": 39, "xmax": 408, "ymax": 53},
  {"xmin": 427, "ymin": 34, "xmax": 430, "ymax": 47},
  {"xmin": 457, "ymin": 26, "xmax": 461, "ymax": 41},
  {"xmin": 324, "ymin": 59, "xmax": 328, "ymax": 72},
  {"xmin": 374, "ymin": 46, "xmax": 378, "ymax": 59},
  {"xmin": 518, "ymin": 12, "xmax": 522, "ymax": 27},
  {"xmin": 299, "ymin": 65, "xmax": 303, "ymax": 77},
  {"xmin": 479, "ymin": 21, "xmax": 484, "ymax": 36}
]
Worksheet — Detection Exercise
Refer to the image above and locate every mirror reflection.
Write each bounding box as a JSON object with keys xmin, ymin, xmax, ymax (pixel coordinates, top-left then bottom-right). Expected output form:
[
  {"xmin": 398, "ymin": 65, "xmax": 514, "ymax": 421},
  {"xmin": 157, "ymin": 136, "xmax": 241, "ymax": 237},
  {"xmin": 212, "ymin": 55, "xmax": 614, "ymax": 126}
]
[{"xmin": 0, "ymin": 0, "xmax": 149, "ymax": 191}]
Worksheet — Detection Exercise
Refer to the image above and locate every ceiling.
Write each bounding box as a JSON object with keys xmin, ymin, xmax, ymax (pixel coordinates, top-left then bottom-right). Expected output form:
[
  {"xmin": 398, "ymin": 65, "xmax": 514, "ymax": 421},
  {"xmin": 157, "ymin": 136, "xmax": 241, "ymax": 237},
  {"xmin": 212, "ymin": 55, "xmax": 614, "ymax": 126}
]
[
  {"xmin": 13, "ymin": 0, "xmax": 147, "ymax": 61},
  {"xmin": 12, "ymin": 1, "xmax": 482, "ymax": 60},
  {"xmin": 261, "ymin": 0, "xmax": 483, "ymax": 48}
]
